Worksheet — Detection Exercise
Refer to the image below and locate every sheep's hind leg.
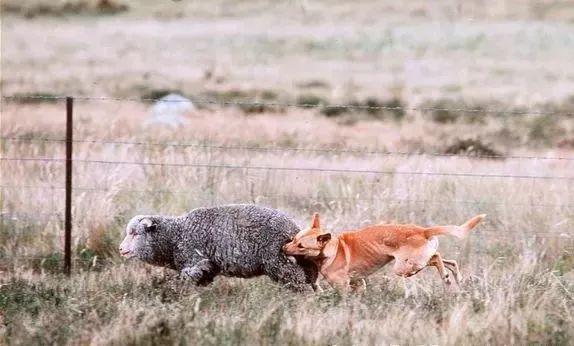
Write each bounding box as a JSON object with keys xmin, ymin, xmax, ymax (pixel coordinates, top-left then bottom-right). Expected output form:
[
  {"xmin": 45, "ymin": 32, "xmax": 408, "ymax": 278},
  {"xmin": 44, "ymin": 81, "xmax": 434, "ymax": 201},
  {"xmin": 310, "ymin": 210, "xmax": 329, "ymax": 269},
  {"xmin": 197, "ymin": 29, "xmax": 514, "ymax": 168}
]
[
  {"xmin": 266, "ymin": 258, "xmax": 314, "ymax": 292},
  {"xmin": 295, "ymin": 256, "xmax": 320, "ymax": 292},
  {"xmin": 181, "ymin": 259, "xmax": 220, "ymax": 286}
]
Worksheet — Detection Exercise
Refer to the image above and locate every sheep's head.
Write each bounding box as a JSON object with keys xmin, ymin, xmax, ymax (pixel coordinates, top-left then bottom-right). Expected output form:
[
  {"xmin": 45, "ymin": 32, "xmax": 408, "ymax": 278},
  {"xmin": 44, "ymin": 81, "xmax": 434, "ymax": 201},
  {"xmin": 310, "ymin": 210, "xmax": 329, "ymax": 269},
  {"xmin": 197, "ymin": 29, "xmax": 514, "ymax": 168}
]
[{"xmin": 119, "ymin": 216, "xmax": 161, "ymax": 264}]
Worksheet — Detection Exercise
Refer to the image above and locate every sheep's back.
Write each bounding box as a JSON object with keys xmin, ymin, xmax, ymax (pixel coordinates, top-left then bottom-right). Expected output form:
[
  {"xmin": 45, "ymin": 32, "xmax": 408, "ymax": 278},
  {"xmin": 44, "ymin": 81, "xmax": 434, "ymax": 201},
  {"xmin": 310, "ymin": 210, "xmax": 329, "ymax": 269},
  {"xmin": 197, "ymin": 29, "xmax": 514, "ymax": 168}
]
[{"xmin": 181, "ymin": 204, "xmax": 300, "ymax": 277}]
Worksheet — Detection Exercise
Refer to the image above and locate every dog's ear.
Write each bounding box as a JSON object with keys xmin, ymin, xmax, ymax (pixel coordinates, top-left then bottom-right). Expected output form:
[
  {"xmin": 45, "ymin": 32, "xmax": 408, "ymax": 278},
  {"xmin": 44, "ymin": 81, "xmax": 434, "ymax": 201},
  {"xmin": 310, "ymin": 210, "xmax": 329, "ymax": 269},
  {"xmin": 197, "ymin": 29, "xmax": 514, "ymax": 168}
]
[
  {"xmin": 311, "ymin": 213, "xmax": 321, "ymax": 229},
  {"xmin": 316, "ymin": 233, "xmax": 331, "ymax": 247}
]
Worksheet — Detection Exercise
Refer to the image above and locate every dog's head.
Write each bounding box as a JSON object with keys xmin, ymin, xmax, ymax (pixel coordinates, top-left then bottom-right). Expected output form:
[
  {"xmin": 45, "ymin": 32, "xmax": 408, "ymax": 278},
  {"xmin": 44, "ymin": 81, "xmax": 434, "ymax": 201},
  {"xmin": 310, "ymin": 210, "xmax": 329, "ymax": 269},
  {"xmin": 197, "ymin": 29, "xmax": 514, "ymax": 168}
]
[{"xmin": 283, "ymin": 213, "xmax": 332, "ymax": 258}]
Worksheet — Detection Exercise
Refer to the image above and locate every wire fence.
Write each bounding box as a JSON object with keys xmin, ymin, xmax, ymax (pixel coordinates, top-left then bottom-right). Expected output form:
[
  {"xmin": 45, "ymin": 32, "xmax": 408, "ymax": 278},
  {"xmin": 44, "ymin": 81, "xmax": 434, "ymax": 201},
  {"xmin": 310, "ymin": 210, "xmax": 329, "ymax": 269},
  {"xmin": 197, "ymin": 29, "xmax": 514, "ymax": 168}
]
[
  {"xmin": 2, "ymin": 95, "xmax": 574, "ymax": 272},
  {"xmin": 2, "ymin": 136, "xmax": 574, "ymax": 162},
  {"xmin": 0, "ymin": 210, "xmax": 571, "ymax": 239},
  {"xmin": 1, "ymin": 184, "xmax": 572, "ymax": 209},
  {"xmin": 2, "ymin": 94, "xmax": 574, "ymax": 117},
  {"xmin": 2, "ymin": 156, "xmax": 574, "ymax": 181}
]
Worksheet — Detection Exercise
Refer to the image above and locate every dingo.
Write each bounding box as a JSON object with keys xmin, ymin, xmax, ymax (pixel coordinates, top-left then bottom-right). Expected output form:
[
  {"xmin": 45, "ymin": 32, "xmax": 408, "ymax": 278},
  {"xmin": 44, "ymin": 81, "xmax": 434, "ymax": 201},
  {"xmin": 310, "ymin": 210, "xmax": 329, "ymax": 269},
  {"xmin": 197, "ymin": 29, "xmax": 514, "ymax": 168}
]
[{"xmin": 283, "ymin": 213, "xmax": 485, "ymax": 291}]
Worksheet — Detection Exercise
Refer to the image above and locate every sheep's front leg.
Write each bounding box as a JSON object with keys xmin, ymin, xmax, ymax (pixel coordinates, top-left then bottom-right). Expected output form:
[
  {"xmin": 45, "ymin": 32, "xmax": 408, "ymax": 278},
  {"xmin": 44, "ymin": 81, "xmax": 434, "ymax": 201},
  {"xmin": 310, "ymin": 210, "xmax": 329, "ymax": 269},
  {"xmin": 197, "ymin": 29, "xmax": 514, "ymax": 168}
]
[
  {"xmin": 181, "ymin": 259, "xmax": 220, "ymax": 286},
  {"xmin": 311, "ymin": 278, "xmax": 323, "ymax": 292}
]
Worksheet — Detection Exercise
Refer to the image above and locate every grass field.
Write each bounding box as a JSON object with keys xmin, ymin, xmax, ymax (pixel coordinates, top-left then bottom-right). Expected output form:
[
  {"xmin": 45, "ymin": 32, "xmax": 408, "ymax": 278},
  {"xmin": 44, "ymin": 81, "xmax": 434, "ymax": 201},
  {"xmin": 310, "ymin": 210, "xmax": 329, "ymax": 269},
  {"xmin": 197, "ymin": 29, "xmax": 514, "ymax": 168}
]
[{"xmin": 1, "ymin": 0, "xmax": 574, "ymax": 344}]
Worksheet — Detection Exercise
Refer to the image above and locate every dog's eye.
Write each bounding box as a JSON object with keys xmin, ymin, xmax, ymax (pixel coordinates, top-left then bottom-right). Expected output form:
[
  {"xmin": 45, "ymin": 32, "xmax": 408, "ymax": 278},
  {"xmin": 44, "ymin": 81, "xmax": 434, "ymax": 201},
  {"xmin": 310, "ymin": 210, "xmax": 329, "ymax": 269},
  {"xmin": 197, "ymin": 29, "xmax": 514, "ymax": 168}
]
[{"xmin": 298, "ymin": 243, "xmax": 304, "ymax": 248}]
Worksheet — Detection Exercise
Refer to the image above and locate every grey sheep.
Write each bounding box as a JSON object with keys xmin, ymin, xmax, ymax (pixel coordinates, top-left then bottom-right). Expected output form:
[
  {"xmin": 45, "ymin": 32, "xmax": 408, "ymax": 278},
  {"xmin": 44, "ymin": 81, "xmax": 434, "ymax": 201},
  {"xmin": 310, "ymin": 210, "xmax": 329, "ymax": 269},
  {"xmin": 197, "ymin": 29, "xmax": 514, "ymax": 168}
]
[{"xmin": 119, "ymin": 204, "xmax": 318, "ymax": 291}]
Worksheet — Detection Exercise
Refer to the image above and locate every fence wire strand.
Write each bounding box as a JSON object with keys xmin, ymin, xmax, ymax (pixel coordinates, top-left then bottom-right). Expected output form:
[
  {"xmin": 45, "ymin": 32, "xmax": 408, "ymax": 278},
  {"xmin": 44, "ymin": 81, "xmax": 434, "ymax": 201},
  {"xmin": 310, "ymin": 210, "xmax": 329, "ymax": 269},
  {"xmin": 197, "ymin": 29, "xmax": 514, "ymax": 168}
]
[
  {"xmin": 1, "ymin": 207, "xmax": 571, "ymax": 238},
  {"xmin": 2, "ymin": 94, "xmax": 573, "ymax": 117},
  {"xmin": 3, "ymin": 136, "xmax": 574, "ymax": 162},
  {"xmin": 3, "ymin": 94, "xmax": 574, "ymax": 267},
  {"xmin": 2, "ymin": 157, "xmax": 574, "ymax": 181},
  {"xmin": 1, "ymin": 184, "xmax": 572, "ymax": 209}
]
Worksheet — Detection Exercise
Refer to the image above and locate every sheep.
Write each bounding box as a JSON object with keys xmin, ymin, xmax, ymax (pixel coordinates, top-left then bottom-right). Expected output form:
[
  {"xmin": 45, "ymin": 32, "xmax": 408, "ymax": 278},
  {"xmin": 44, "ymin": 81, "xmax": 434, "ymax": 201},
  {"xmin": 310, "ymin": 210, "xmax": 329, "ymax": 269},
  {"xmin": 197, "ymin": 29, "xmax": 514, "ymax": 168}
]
[{"xmin": 119, "ymin": 204, "xmax": 318, "ymax": 291}]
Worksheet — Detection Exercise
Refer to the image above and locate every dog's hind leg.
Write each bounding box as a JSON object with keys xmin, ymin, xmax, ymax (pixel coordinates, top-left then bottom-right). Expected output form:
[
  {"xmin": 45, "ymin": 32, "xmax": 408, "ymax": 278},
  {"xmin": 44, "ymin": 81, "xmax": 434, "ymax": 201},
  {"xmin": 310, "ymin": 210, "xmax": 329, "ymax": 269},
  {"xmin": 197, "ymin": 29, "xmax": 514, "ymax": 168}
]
[
  {"xmin": 442, "ymin": 259, "xmax": 462, "ymax": 284},
  {"xmin": 350, "ymin": 278, "xmax": 367, "ymax": 293},
  {"xmin": 427, "ymin": 253, "xmax": 453, "ymax": 288}
]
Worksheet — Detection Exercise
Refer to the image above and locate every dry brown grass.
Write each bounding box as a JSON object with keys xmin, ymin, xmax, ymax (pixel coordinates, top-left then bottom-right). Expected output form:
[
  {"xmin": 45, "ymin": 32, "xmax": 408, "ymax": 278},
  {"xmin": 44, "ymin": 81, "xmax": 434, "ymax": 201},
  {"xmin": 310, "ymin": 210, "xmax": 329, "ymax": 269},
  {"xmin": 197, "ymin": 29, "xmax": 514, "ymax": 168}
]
[
  {"xmin": 1, "ymin": 100, "xmax": 574, "ymax": 344},
  {"xmin": 1, "ymin": 261, "xmax": 573, "ymax": 345}
]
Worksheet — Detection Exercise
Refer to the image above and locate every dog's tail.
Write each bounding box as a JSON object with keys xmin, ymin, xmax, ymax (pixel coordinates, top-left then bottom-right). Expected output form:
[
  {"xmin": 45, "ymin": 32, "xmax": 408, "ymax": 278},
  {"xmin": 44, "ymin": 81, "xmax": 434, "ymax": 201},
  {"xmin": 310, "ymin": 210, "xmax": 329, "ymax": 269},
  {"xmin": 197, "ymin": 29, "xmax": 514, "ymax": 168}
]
[{"xmin": 424, "ymin": 214, "xmax": 486, "ymax": 239}]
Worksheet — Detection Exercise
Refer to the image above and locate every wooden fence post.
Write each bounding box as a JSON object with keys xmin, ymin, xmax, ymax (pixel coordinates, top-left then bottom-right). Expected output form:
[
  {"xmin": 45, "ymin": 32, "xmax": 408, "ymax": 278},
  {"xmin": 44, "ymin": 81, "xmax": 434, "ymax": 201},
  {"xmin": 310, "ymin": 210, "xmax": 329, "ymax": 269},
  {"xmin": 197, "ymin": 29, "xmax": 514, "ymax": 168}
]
[{"xmin": 65, "ymin": 97, "xmax": 73, "ymax": 276}]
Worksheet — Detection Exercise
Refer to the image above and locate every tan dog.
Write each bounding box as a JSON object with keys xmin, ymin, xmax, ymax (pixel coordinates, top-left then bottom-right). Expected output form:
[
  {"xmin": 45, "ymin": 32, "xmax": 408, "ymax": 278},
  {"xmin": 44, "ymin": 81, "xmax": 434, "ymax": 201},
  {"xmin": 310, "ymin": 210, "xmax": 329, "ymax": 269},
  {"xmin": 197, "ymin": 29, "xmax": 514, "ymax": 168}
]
[{"xmin": 283, "ymin": 213, "xmax": 485, "ymax": 291}]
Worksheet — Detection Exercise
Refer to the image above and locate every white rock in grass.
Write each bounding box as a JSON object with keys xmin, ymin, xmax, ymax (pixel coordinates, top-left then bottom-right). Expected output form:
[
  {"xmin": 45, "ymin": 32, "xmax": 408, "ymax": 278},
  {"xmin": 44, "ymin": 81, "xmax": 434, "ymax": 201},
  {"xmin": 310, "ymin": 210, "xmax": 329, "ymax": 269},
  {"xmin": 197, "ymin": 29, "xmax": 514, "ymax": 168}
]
[{"xmin": 145, "ymin": 93, "xmax": 195, "ymax": 128}]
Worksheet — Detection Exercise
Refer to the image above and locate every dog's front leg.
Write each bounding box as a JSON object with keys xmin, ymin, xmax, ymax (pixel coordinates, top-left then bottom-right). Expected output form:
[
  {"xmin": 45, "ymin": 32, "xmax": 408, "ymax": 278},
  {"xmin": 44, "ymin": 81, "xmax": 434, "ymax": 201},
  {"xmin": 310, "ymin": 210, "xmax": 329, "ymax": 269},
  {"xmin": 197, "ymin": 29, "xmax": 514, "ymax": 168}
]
[
  {"xmin": 322, "ymin": 269, "xmax": 351, "ymax": 293},
  {"xmin": 331, "ymin": 277, "xmax": 351, "ymax": 293}
]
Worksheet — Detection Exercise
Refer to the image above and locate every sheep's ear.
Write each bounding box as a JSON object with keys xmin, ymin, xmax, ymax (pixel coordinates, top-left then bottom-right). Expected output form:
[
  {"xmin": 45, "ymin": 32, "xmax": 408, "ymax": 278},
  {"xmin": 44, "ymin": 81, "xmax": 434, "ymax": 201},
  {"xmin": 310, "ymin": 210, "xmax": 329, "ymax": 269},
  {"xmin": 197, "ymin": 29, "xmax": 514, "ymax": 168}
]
[
  {"xmin": 311, "ymin": 213, "xmax": 321, "ymax": 229},
  {"xmin": 141, "ymin": 218, "xmax": 157, "ymax": 232},
  {"xmin": 316, "ymin": 233, "xmax": 331, "ymax": 247}
]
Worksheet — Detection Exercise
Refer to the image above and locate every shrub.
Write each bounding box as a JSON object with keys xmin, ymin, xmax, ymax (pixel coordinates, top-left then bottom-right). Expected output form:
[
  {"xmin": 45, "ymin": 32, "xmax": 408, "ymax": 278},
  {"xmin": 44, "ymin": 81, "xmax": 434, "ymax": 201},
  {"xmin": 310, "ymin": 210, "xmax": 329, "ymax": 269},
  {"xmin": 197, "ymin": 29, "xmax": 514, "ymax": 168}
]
[
  {"xmin": 238, "ymin": 103, "xmax": 273, "ymax": 114},
  {"xmin": 1, "ymin": 0, "xmax": 128, "ymax": 18},
  {"xmin": 535, "ymin": 94, "xmax": 574, "ymax": 116},
  {"xmin": 443, "ymin": 138, "xmax": 504, "ymax": 159},
  {"xmin": 260, "ymin": 90, "xmax": 278, "ymax": 100},
  {"xmin": 320, "ymin": 105, "xmax": 349, "ymax": 117},
  {"xmin": 420, "ymin": 99, "xmax": 499, "ymax": 124},
  {"xmin": 527, "ymin": 115, "xmax": 565, "ymax": 146},
  {"xmin": 140, "ymin": 89, "xmax": 182, "ymax": 102},
  {"xmin": 318, "ymin": 97, "xmax": 406, "ymax": 120},
  {"xmin": 363, "ymin": 97, "xmax": 383, "ymax": 116},
  {"xmin": 95, "ymin": 0, "xmax": 128, "ymax": 14},
  {"xmin": 29, "ymin": 253, "xmax": 63, "ymax": 274},
  {"xmin": 8, "ymin": 92, "xmax": 61, "ymax": 104},
  {"xmin": 200, "ymin": 89, "xmax": 281, "ymax": 114},
  {"xmin": 425, "ymin": 99, "xmax": 460, "ymax": 123},
  {"xmin": 364, "ymin": 97, "xmax": 405, "ymax": 120},
  {"xmin": 296, "ymin": 80, "xmax": 330, "ymax": 89},
  {"xmin": 296, "ymin": 94, "xmax": 327, "ymax": 108}
]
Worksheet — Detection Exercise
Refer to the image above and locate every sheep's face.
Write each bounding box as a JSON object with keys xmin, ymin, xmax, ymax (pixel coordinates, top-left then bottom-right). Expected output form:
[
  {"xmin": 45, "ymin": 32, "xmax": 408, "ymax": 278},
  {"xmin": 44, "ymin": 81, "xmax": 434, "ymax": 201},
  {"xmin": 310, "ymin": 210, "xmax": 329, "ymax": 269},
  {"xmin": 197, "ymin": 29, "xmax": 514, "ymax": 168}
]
[{"xmin": 119, "ymin": 216, "xmax": 159, "ymax": 262}]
